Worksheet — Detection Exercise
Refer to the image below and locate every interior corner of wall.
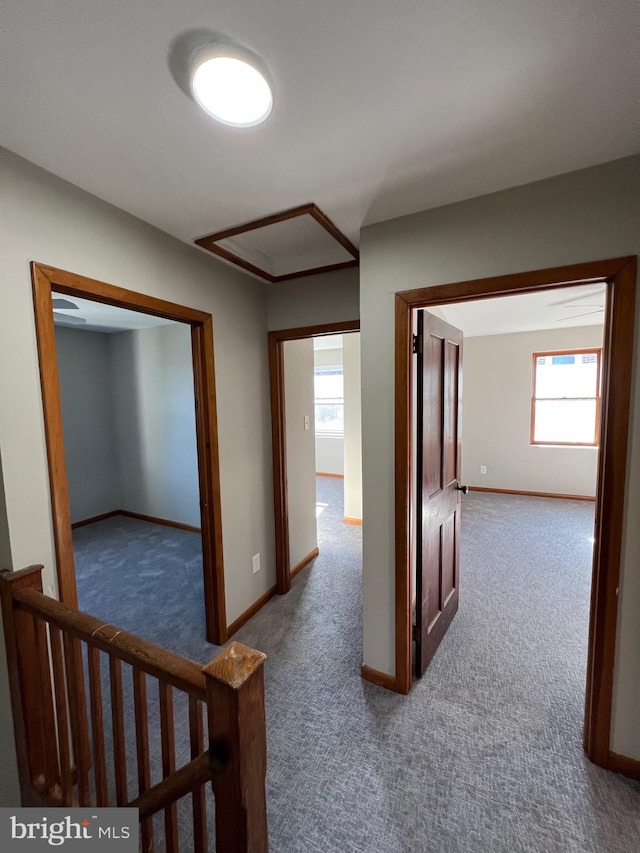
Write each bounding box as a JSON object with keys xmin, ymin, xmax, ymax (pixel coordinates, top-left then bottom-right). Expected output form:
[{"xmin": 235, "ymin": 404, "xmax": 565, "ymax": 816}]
[{"xmin": 0, "ymin": 449, "xmax": 14, "ymax": 571}]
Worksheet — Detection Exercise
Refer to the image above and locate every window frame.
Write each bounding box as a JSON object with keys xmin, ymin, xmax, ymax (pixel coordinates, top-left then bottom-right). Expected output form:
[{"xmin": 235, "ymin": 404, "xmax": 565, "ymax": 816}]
[
  {"xmin": 530, "ymin": 347, "xmax": 602, "ymax": 447},
  {"xmin": 314, "ymin": 364, "xmax": 345, "ymax": 437}
]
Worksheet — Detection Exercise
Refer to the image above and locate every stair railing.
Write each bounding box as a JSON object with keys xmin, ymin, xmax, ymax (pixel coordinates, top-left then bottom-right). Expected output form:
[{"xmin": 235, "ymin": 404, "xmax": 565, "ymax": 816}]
[{"xmin": 0, "ymin": 564, "xmax": 268, "ymax": 852}]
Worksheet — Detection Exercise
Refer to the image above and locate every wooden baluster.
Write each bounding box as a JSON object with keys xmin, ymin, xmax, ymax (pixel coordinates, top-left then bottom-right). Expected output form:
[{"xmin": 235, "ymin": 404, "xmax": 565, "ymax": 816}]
[
  {"xmin": 30, "ymin": 613, "xmax": 61, "ymax": 796},
  {"xmin": 63, "ymin": 634, "xmax": 91, "ymax": 805},
  {"xmin": 49, "ymin": 626, "xmax": 73, "ymax": 805},
  {"xmin": 87, "ymin": 646, "xmax": 108, "ymax": 805},
  {"xmin": 0, "ymin": 565, "xmax": 49, "ymax": 802},
  {"xmin": 204, "ymin": 642, "xmax": 268, "ymax": 853},
  {"xmin": 159, "ymin": 682, "xmax": 179, "ymax": 853},
  {"xmin": 109, "ymin": 656, "xmax": 128, "ymax": 805},
  {"xmin": 28, "ymin": 614, "xmax": 46, "ymax": 771},
  {"xmin": 133, "ymin": 668, "xmax": 153, "ymax": 852},
  {"xmin": 189, "ymin": 696, "xmax": 208, "ymax": 853}
]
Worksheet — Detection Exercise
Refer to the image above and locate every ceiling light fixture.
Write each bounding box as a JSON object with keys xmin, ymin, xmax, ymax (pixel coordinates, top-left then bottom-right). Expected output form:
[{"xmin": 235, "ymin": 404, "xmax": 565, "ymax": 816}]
[{"xmin": 191, "ymin": 46, "xmax": 272, "ymax": 127}]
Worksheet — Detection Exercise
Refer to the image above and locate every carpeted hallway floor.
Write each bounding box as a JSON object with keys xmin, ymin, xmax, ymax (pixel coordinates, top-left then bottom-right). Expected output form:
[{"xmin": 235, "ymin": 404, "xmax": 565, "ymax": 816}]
[{"xmin": 74, "ymin": 479, "xmax": 640, "ymax": 852}]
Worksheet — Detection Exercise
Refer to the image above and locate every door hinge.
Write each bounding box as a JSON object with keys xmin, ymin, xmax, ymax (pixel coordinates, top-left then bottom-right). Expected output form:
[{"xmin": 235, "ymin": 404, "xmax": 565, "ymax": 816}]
[{"xmin": 412, "ymin": 333, "xmax": 422, "ymax": 355}]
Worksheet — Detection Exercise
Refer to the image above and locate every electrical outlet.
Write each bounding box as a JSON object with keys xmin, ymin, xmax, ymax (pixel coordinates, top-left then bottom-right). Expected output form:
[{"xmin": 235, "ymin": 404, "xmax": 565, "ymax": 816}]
[
  {"xmin": 480, "ymin": 465, "xmax": 487, "ymax": 474},
  {"xmin": 252, "ymin": 553, "xmax": 261, "ymax": 575}
]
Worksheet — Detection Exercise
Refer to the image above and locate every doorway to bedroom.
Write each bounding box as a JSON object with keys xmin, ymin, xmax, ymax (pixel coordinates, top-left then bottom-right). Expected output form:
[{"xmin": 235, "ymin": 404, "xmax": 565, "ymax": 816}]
[{"xmin": 32, "ymin": 263, "xmax": 227, "ymax": 647}]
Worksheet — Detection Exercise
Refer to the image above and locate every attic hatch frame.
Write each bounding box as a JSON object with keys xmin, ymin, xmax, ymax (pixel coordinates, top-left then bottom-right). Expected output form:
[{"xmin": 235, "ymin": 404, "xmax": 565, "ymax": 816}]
[
  {"xmin": 195, "ymin": 203, "xmax": 359, "ymax": 282},
  {"xmin": 393, "ymin": 255, "xmax": 637, "ymax": 773},
  {"xmin": 31, "ymin": 262, "xmax": 228, "ymax": 646}
]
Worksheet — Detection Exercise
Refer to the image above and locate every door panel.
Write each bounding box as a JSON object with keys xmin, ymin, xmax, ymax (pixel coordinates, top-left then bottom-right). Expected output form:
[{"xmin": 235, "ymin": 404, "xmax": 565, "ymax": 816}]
[
  {"xmin": 443, "ymin": 340, "xmax": 459, "ymax": 485},
  {"xmin": 423, "ymin": 526, "xmax": 441, "ymax": 628},
  {"xmin": 441, "ymin": 512, "xmax": 456, "ymax": 606},
  {"xmin": 425, "ymin": 331, "xmax": 443, "ymax": 496},
  {"xmin": 415, "ymin": 310, "xmax": 464, "ymax": 677}
]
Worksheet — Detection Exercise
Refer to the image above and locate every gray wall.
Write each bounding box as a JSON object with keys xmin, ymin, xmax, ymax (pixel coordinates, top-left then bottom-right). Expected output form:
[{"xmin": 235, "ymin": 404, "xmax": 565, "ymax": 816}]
[
  {"xmin": 360, "ymin": 155, "xmax": 640, "ymax": 759},
  {"xmin": 267, "ymin": 267, "xmax": 359, "ymax": 330},
  {"xmin": 462, "ymin": 325, "xmax": 603, "ymax": 496},
  {"xmin": 284, "ymin": 339, "xmax": 318, "ymax": 567},
  {"xmin": 111, "ymin": 324, "xmax": 200, "ymax": 527},
  {"xmin": 343, "ymin": 333, "xmax": 363, "ymax": 521},
  {"xmin": 55, "ymin": 327, "xmax": 120, "ymax": 522},
  {"xmin": 56, "ymin": 323, "xmax": 201, "ymax": 527},
  {"xmin": 0, "ymin": 148, "xmax": 276, "ymax": 804}
]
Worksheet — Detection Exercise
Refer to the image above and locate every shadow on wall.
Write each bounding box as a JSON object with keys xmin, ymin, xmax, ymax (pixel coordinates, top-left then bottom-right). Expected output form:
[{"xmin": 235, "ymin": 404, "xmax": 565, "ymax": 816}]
[{"xmin": 0, "ymin": 448, "xmax": 12, "ymax": 568}]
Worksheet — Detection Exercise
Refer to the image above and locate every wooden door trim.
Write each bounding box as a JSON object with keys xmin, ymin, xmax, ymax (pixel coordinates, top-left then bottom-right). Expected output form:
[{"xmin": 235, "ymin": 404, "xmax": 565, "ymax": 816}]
[
  {"xmin": 268, "ymin": 320, "xmax": 360, "ymax": 594},
  {"xmin": 394, "ymin": 256, "xmax": 637, "ymax": 771},
  {"xmin": 31, "ymin": 262, "xmax": 227, "ymax": 644}
]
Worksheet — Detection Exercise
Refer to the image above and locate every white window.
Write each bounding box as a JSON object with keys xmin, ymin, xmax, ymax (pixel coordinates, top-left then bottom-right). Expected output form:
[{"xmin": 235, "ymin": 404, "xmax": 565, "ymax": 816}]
[
  {"xmin": 314, "ymin": 366, "xmax": 344, "ymax": 435},
  {"xmin": 531, "ymin": 349, "xmax": 601, "ymax": 446}
]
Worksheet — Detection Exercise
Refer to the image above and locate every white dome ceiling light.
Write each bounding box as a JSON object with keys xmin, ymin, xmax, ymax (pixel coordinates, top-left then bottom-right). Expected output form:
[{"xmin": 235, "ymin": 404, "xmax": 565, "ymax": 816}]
[
  {"xmin": 169, "ymin": 31, "xmax": 274, "ymax": 128},
  {"xmin": 192, "ymin": 54, "xmax": 272, "ymax": 127}
]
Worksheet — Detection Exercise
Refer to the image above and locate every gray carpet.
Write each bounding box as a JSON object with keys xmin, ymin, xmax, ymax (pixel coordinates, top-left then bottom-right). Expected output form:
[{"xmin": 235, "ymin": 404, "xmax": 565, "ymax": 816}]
[{"xmin": 74, "ymin": 482, "xmax": 640, "ymax": 852}]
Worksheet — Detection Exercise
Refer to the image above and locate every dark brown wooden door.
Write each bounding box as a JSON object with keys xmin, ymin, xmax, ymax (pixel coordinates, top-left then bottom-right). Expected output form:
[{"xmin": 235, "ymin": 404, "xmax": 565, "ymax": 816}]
[{"xmin": 415, "ymin": 310, "xmax": 464, "ymax": 677}]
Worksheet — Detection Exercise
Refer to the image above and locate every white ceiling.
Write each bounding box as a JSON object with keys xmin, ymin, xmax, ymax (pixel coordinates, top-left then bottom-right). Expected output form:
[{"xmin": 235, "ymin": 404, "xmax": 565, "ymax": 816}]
[
  {"xmin": 438, "ymin": 283, "xmax": 606, "ymax": 337},
  {"xmin": 52, "ymin": 293, "xmax": 176, "ymax": 333},
  {"xmin": 314, "ymin": 335, "xmax": 345, "ymax": 351},
  {"xmin": 1, "ymin": 1, "xmax": 638, "ymax": 257},
  {"xmin": 214, "ymin": 212, "xmax": 355, "ymax": 278}
]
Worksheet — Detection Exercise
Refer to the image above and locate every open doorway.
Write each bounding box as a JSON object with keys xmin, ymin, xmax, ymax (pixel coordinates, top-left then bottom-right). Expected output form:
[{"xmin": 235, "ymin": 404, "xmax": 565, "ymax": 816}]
[
  {"xmin": 53, "ymin": 291, "xmax": 208, "ymax": 650},
  {"xmin": 394, "ymin": 256, "xmax": 637, "ymax": 771},
  {"xmin": 268, "ymin": 320, "xmax": 360, "ymax": 594},
  {"xmin": 412, "ymin": 284, "xmax": 605, "ymax": 675},
  {"xmin": 31, "ymin": 263, "xmax": 227, "ymax": 645},
  {"xmin": 314, "ymin": 333, "xmax": 363, "ymax": 546}
]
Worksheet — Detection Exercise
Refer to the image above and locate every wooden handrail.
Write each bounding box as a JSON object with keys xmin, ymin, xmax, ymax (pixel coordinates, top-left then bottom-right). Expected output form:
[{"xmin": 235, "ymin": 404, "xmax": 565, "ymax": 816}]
[{"xmin": 12, "ymin": 585, "xmax": 206, "ymax": 699}]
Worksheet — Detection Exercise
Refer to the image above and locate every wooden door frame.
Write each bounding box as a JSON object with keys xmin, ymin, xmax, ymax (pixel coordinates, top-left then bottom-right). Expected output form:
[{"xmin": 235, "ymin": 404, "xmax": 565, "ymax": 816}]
[
  {"xmin": 31, "ymin": 262, "xmax": 228, "ymax": 645},
  {"xmin": 268, "ymin": 319, "xmax": 360, "ymax": 594},
  {"xmin": 394, "ymin": 256, "xmax": 637, "ymax": 770}
]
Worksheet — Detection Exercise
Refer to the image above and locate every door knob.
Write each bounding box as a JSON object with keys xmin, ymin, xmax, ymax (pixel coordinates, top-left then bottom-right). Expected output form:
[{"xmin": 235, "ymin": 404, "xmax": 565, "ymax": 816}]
[{"xmin": 456, "ymin": 483, "xmax": 469, "ymax": 494}]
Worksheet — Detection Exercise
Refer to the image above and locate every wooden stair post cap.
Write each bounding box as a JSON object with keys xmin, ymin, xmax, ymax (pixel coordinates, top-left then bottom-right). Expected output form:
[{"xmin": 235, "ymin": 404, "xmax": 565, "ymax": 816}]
[
  {"xmin": 204, "ymin": 642, "xmax": 266, "ymax": 689},
  {"xmin": 0, "ymin": 565, "xmax": 44, "ymax": 586}
]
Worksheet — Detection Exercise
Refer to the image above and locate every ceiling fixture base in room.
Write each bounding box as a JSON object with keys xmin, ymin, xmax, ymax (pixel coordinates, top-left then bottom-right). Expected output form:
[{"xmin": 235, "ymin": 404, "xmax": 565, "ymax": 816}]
[{"xmin": 195, "ymin": 203, "xmax": 359, "ymax": 282}]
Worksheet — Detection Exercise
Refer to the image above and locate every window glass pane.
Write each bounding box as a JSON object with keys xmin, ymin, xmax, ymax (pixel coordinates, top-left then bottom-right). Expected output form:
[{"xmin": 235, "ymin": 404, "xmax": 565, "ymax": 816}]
[
  {"xmin": 535, "ymin": 352, "xmax": 598, "ymax": 398},
  {"xmin": 315, "ymin": 403, "xmax": 344, "ymax": 432},
  {"xmin": 314, "ymin": 366, "xmax": 344, "ymax": 433},
  {"xmin": 533, "ymin": 399, "xmax": 597, "ymax": 443},
  {"xmin": 314, "ymin": 368, "xmax": 343, "ymax": 400}
]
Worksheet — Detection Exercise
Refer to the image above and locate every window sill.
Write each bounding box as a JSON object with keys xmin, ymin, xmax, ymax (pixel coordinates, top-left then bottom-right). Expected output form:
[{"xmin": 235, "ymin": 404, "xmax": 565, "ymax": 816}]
[{"xmin": 531, "ymin": 443, "xmax": 599, "ymax": 449}]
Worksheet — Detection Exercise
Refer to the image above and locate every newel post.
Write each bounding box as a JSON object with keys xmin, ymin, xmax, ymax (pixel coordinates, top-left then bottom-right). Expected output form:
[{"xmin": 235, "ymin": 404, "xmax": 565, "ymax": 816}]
[
  {"xmin": 203, "ymin": 641, "xmax": 269, "ymax": 853},
  {"xmin": 0, "ymin": 565, "xmax": 48, "ymax": 804}
]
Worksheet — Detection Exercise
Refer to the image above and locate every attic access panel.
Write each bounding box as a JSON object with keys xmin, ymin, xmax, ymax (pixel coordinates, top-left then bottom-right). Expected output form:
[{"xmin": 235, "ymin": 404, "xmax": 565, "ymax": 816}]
[{"xmin": 195, "ymin": 203, "xmax": 359, "ymax": 282}]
